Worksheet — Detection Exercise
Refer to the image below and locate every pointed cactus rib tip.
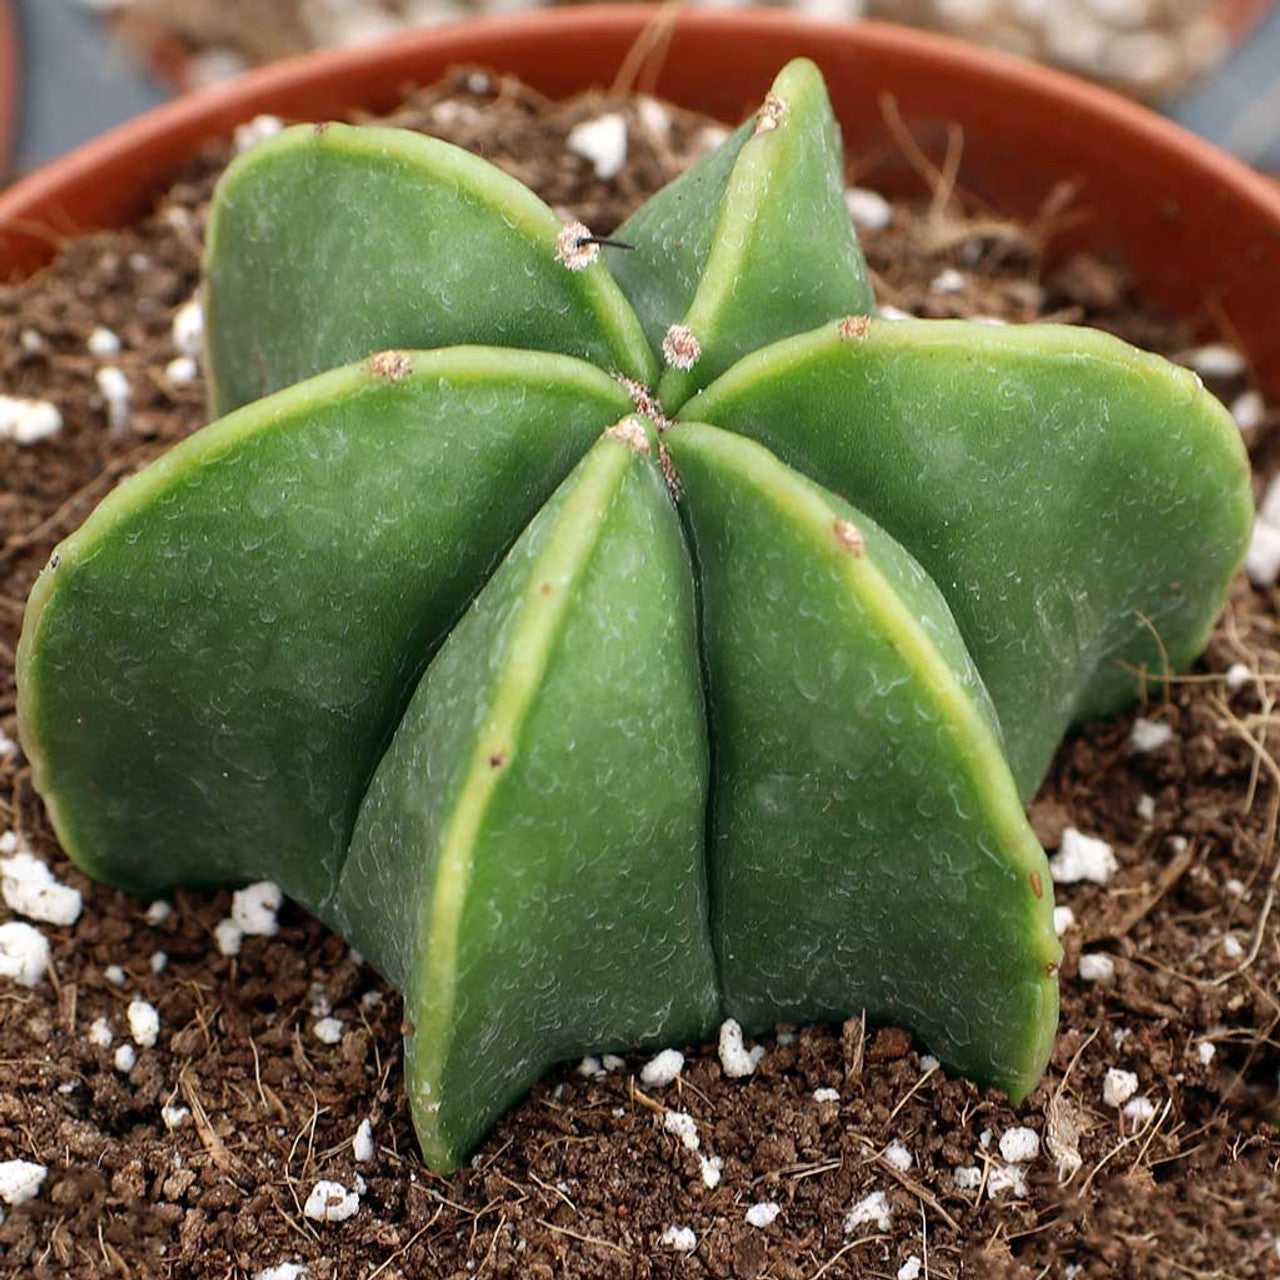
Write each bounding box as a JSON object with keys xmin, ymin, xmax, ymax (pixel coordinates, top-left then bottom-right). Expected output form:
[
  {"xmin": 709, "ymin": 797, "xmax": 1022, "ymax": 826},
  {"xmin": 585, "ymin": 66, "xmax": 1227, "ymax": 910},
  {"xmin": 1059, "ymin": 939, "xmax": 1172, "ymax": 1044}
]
[
  {"xmin": 555, "ymin": 220, "xmax": 600, "ymax": 271},
  {"xmin": 20, "ymin": 55, "xmax": 1251, "ymax": 1171},
  {"xmin": 662, "ymin": 324, "xmax": 701, "ymax": 371}
]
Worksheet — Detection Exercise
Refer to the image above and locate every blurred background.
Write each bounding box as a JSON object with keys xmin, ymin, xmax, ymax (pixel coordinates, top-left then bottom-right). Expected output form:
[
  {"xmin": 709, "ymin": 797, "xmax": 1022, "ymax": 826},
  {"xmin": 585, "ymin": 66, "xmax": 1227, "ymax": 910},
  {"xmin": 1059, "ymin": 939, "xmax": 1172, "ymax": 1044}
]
[{"xmin": 4, "ymin": 0, "xmax": 1279, "ymax": 181}]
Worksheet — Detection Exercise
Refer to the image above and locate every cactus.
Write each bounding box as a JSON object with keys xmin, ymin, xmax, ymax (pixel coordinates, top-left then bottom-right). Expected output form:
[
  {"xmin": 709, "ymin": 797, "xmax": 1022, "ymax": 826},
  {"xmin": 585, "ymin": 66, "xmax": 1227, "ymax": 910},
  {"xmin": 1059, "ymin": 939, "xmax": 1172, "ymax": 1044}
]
[{"xmin": 16, "ymin": 61, "xmax": 1250, "ymax": 1171}]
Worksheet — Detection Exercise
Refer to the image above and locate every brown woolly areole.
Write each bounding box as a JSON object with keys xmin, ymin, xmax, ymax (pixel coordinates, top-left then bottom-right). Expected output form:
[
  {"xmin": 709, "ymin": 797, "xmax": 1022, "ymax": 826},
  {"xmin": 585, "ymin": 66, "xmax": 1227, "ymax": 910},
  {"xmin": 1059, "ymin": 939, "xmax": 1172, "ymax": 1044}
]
[
  {"xmin": 366, "ymin": 350, "xmax": 412, "ymax": 381},
  {"xmin": 838, "ymin": 314, "xmax": 873, "ymax": 340},
  {"xmin": 755, "ymin": 92, "xmax": 786, "ymax": 136},
  {"xmin": 603, "ymin": 416, "xmax": 650, "ymax": 455},
  {"xmin": 554, "ymin": 220, "xmax": 599, "ymax": 271},
  {"xmin": 611, "ymin": 371, "xmax": 671, "ymax": 428},
  {"xmin": 662, "ymin": 322, "xmax": 701, "ymax": 371},
  {"xmin": 833, "ymin": 518, "xmax": 866, "ymax": 555}
]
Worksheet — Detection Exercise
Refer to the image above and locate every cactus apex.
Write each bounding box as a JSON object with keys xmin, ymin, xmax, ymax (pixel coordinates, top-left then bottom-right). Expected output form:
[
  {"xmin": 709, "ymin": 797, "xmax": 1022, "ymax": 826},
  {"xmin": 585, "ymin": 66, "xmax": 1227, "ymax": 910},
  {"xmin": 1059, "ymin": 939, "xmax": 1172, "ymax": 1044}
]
[
  {"xmin": 612, "ymin": 373, "xmax": 670, "ymax": 428},
  {"xmin": 604, "ymin": 417, "xmax": 651, "ymax": 454},
  {"xmin": 755, "ymin": 93, "xmax": 787, "ymax": 136},
  {"xmin": 837, "ymin": 315, "xmax": 872, "ymax": 341},
  {"xmin": 555, "ymin": 220, "xmax": 601, "ymax": 271},
  {"xmin": 367, "ymin": 350, "xmax": 413, "ymax": 381},
  {"xmin": 663, "ymin": 324, "xmax": 701, "ymax": 371}
]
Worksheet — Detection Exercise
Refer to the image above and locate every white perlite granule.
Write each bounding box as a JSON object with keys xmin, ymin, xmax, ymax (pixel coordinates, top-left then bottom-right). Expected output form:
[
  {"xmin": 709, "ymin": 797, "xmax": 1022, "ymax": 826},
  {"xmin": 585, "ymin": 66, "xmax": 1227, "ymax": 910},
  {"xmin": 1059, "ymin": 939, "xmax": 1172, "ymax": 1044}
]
[
  {"xmin": 813, "ymin": 1087, "xmax": 841, "ymax": 1102},
  {"xmin": 127, "ymin": 1000, "xmax": 160, "ymax": 1048},
  {"xmin": 577, "ymin": 1056, "xmax": 605, "ymax": 1079},
  {"xmin": 1225, "ymin": 663, "xmax": 1253, "ymax": 691},
  {"xmin": 313, "ymin": 1017, "xmax": 344, "ymax": 1045},
  {"xmin": 953, "ymin": 1165, "xmax": 982, "ymax": 1190},
  {"xmin": 234, "ymin": 114, "xmax": 285, "ymax": 153},
  {"xmin": 1053, "ymin": 906, "xmax": 1076, "ymax": 936},
  {"xmin": 304, "ymin": 1180, "xmax": 360, "ymax": 1223},
  {"xmin": 165, "ymin": 356, "xmax": 198, "ymax": 385},
  {"xmin": 0, "ymin": 1160, "xmax": 47, "ymax": 1206},
  {"xmin": 1221, "ymin": 933, "xmax": 1245, "ymax": 960},
  {"xmin": 566, "ymin": 114, "xmax": 628, "ymax": 180},
  {"xmin": 898, "ymin": 1256, "xmax": 923, "ymax": 1280},
  {"xmin": 1078, "ymin": 953, "xmax": 1116, "ymax": 983},
  {"xmin": 172, "ymin": 297, "xmax": 205, "ymax": 359},
  {"xmin": 95, "ymin": 367, "xmax": 131, "ymax": 433},
  {"xmin": 987, "ymin": 1163, "xmax": 1028, "ymax": 1198},
  {"xmin": 0, "ymin": 921, "xmax": 51, "ymax": 986},
  {"xmin": 1178, "ymin": 343, "xmax": 1246, "ymax": 379},
  {"xmin": 144, "ymin": 900, "xmax": 172, "ymax": 926},
  {"xmin": 1246, "ymin": 515, "xmax": 1280, "ymax": 587},
  {"xmin": 88, "ymin": 325, "xmax": 122, "ymax": 357},
  {"xmin": 1122, "ymin": 1096, "xmax": 1157, "ymax": 1128},
  {"xmin": 661, "ymin": 1225, "xmax": 697, "ymax": 1253},
  {"xmin": 1136, "ymin": 794, "xmax": 1156, "ymax": 822},
  {"xmin": 0, "ymin": 394, "xmax": 63, "ymax": 445},
  {"xmin": 845, "ymin": 1189, "xmax": 892, "ymax": 1233},
  {"xmin": 1103, "ymin": 1067, "xmax": 1139, "ymax": 1107},
  {"xmin": 1129, "ymin": 717, "xmax": 1174, "ymax": 753},
  {"xmin": 640, "ymin": 1048, "xmax": 684, "ymax": 1087},
  {"xmin": 1049, "ymin": 828, "xmax": 1118, "ymax": 885},
  {"xmin": 162, "ymin": 1103, "xmax": 191, "ymax": 1130},
  {"xmin": 353, "ymin": 1118, "xmax": 375, "ymax": 1163},
  {"xmin": 254, "ymin": 1264, "xmax": 307, "ymax": 1280},
  {"xmin": 883, "ymin": 1141, "xmax": 913, "ymax": 1172},
  {"xmin": 232, "ymin": 881, "xmax": 282, "ymax": 936},
  {"xmin": 214, "ymin": 919, "xmax": 244, "ymax": 957},
  {"xmin": 699, "ymin": 1155, "xmax": 723, "ymax": 1189},
  {"xmin": 663, "ymin": 1110, "xmax": 700, "ymax": 1152},
  {"xmin": 1197, "ymin": 1040, "xmax": 1216, "ymax": 1065},
  {"xmin": 114, "ymin": 1043, "xmax": 137, "ymax": 1074},
  {"xmin": 845, "ymin": 187, "xmax": 892, "ymax": 231},
  {"xmin": 0, "ymin": 851, "xmax": 83, "ymax": 926},
  {"xmin": 745, "ymin": 1201, "xmax": 781, "ymax": 1229},
  {"xmin": 930, "ymin": 268, "xmax": 966, "ymax": 294},
  {"xmin": 1233, "ymin": 390, "xmax": 1266, "ymax": 433},
  {"xmin": 150, "ymin": 951, "xmax": 168, "ymax": 974},
  {"xmin": 999, "ymin": 1127, "xmax": 1040, "ymax": 1164},
  {"xmin": 88, "ymin": 1017, "xmax": 113, "ymax": 1049},
  {"xmin": 718, "ymin": 1018, "xmax": 765, "ymax": 1078}
]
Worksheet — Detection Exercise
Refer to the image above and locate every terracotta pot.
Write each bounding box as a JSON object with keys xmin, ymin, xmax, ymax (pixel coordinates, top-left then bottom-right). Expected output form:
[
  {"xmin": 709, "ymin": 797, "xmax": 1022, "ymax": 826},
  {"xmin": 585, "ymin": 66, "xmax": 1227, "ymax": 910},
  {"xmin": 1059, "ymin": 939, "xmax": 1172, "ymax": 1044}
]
[
  {"xmin": 0, "ymin": 0, "xmax": 18, "ymax": 184},
  {"xmin": 1, "ymin": 6, "xmax": 1278, "ymax": 402}
]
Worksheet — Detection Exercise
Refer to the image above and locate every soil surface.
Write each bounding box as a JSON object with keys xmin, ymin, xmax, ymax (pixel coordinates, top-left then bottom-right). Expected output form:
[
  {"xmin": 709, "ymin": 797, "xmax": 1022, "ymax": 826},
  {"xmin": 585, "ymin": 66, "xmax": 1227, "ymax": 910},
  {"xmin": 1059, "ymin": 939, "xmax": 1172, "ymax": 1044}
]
[{"xmin": 2, "ymin": 72, "xmax": 1278, "ymax": 1280}]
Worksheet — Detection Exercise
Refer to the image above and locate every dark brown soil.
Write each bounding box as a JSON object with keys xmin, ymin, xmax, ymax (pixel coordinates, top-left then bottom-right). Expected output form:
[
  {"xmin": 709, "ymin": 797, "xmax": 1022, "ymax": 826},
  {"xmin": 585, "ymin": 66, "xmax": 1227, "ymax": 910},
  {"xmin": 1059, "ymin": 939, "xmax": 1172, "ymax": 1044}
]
[{"xmin": 2, "ymin": 72, "xmax": 1278, "ymax": 1280}]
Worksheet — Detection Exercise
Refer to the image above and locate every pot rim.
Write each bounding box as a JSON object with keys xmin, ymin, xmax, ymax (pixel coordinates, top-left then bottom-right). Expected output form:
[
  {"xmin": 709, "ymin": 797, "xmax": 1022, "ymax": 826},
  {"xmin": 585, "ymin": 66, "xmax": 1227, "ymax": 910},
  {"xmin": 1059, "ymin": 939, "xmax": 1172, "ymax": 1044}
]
[
  {"xmin": 0, "ymin": 0, "xmax": 18, "ymax": 184},
  {"xmin": 1, "ymin": 6, "xmax": 1278, "ymax": 392}
]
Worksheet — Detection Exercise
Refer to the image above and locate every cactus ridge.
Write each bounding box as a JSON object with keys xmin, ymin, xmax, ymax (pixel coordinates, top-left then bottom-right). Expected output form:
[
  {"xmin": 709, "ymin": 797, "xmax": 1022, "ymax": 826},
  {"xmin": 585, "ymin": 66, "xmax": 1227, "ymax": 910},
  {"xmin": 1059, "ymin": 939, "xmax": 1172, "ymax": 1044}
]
[{"xmin": 15, "ymin": 61, "xmax": 1251, "ymax": 1170}]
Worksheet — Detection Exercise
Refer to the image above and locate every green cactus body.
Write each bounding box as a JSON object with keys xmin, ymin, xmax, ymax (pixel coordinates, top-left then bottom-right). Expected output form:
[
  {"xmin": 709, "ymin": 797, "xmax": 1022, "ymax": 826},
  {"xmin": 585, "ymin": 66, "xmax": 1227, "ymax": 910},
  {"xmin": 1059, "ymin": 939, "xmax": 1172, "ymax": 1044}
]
[
  {"xmin": 15, "ymin": 59, "xmax": 1251, "ymax": 1170},
  {"xmin": 683, "ymin": 320, "xmax": 1253, "ymax": 797},
  {"xmin": 338, "ymin": 425, "xmax": 719, "ymax": 1168},
  {"xmin": 668, "ymin": 424, "xmax": 1058, "ymax": 1100}
]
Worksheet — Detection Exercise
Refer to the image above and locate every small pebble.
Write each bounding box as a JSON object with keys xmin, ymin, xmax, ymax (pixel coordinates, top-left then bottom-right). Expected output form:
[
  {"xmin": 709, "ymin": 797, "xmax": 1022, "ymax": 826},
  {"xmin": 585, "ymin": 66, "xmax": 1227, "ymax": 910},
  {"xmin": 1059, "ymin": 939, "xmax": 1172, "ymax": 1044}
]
[
  {"xmin": 1049, "ymin": 828, "xmax": 1117, "ymax": 885},
  {"xmin": 214, "ymin": 919, "xmax": 243, "ymax": 957},
  {"xmin": 718, "ymin": 1018, "xmax": 765, "ymax": 1078},
  {"xmin": 640, "ymin": 1048, "xmax": 684, "ymax": 1087},
  {"xmin": 745, "ymin": 1201, "xmax": 781, "ymax": 1229},
  {"xmin": 353, "ymin": 1118, "xmax": 375, "ymax": 1163},
  {"xmin": 845, "ymin": 1189, "xmax": 892, "ymax": 1233},
  {"xmin": 566, "ymin": 113, "xmax": 628, "ymax": 180},
  {"xmin": 1129, "ymin": 717, "xmax": 1173, "ymax": 753},
  {"xmin": 999, "ymin": 1127, "xmax": 1040, "ymax": 1163},
  {"xmin": 1078, "ymin": 952, "xmax": 1116, "ymax": 983},
  {"xmin": 1103, "ymin": 1067, "xmax": 1139, "ymax": 1107},
  {"xmin": 1232, "ymin": 390, "xmax": 1266, "ymax": 432},
  {"xmin": 0, "ymin": 922, "xmax": 50, "ymax": 986},
  {"xmin": 314, "ymin": 1017, "xmax": 344, "ymax": 1045},
  {"xmin": 845, "ymin": 187, "xmax": 892, "ymax": 231},
  {"xmin": 128, "ymin": 1000, "xmax": 160, "ymax": 1048},
  {"xmin": 0, "ymin": 852, "xmax": 83, "ymax": 926},
  {"xmin": 303, "ymin": 1180, "xmax": 360, "ymax": 1223},
  {"xmin": 661, "ymin": 1224, "xmax": 697, "ymax": 1253},
  {"xmin": 0, "ymin": 1160, "xmax": 47, "ymax": 1206},
  {"xmin": 0, "ymin": 395, "xmax": 63, "ymax": 445},
  {"xmin": 87, "ymin": 326, "xmax": 122, "ymax": 357},
  {"xmin": 232, "ymin": 881, "xmax": 282, "ymax": 936},
  {"xmin": 160, "ymin": 1103, "xmax": 190, "ymax": 1132}
]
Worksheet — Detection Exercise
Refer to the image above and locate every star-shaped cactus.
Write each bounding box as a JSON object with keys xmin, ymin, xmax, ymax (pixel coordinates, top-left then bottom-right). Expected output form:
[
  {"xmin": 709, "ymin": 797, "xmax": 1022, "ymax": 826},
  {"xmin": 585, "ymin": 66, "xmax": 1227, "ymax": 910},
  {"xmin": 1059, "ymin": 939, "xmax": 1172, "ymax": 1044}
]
[{"xmin": 16, "ymin": 61, "xmax": 1251, "ymax": 1171}]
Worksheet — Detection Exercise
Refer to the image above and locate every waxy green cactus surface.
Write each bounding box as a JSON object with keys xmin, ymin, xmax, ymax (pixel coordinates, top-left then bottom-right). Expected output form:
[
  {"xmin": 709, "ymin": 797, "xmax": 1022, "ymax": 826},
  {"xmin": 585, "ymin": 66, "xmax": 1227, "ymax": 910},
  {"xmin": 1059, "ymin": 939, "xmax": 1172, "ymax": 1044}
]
[{"xmin": 16, "ymin": 59, "xmax": 1251, "ymax": 1172}]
